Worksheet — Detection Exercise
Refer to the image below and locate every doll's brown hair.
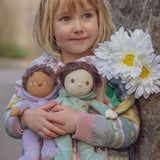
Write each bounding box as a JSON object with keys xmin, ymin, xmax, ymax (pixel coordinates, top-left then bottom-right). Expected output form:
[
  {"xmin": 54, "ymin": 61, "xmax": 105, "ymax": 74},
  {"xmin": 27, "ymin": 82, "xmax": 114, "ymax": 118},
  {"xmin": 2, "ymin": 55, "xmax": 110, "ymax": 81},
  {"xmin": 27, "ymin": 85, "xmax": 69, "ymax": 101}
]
[
  {"xmin": 22, "ymin": 64, "xmax": 57, "ymax": 91},
  {"xmin": 57, "ymin": 62, "xmax": 102, "ymax": 87}
]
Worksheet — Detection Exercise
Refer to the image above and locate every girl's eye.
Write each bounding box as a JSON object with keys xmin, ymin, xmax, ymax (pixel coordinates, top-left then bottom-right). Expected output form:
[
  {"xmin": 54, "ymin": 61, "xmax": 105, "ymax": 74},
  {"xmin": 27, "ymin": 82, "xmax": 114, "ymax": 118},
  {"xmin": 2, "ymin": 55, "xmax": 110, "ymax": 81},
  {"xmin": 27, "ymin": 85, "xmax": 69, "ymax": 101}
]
[
  {"xmin": 44, "ymin": 80, "xmax": 50, "ymax": 85},
  {"xmin": 29, "ymin": 81, "xmax": 36, "ymax": 86},
  {"xmin": 71, "ymin": 79, "xmax": 75, "ymax": 83},
  {"xmin": 61, "ymin": 16, "xmax": 70, "ymax": 22},
  {"xmin": 86, "ymin": 81, "xmax": 90, "ymax": 86},
  {"xmin": 83, "ymin": 13, "xmax": 92, "ymax": 19}
]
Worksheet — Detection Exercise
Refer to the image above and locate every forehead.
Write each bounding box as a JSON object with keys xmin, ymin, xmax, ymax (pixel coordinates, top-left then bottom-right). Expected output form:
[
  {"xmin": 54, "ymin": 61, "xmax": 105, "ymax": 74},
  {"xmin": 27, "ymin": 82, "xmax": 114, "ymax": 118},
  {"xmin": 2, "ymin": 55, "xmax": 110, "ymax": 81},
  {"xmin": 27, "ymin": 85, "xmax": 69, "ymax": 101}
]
[
  {"xmin": 66, "ymin": 69, "xmax": 92, "ymax": 78},
  {"xmin": 28, "ymin": 71, "xmax": 49, "ymax": 80},
  {"xmin": 54, "ymin": 0, "xmax": 96, "ymax": 12}
]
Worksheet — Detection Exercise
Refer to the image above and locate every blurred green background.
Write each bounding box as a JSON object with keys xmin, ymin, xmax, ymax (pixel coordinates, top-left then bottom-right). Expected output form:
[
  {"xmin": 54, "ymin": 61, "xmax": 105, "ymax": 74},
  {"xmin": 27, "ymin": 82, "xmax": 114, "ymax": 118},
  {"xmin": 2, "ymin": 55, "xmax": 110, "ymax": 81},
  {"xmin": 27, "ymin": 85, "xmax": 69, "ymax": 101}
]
[
  {"xmin": 0, "ymin": 1, "xmax": 42, "ymax": 160},
  {"xmin": 0, "ymin": 0, "xmax": 41, "ymax": 61}
]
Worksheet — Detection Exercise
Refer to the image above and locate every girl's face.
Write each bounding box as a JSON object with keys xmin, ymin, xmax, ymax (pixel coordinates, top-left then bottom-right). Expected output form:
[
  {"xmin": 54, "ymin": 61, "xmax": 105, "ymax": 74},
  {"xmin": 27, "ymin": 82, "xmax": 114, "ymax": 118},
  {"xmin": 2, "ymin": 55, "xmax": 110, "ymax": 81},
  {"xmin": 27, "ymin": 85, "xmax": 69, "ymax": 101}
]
[{"xmin": 53, "ymin": 1, "xmax": 99, "ymax": 60}]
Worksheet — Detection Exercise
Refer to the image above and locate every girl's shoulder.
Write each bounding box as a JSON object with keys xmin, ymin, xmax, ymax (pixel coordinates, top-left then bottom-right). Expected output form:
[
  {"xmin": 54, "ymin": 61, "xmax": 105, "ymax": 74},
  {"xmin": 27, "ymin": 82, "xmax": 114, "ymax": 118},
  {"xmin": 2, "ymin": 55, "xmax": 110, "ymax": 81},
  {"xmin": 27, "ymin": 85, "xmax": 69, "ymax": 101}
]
[{"xmin": 29, "ymin": 52, "xmax": 63, "ymax": 72}]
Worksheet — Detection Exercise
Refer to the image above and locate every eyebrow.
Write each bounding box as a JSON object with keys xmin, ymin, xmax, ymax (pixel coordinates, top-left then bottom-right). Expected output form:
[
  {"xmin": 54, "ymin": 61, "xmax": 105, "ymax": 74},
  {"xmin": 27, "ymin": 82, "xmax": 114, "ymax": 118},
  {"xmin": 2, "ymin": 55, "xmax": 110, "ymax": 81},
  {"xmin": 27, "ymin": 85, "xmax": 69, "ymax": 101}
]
[
  {"xmin": 55, "ymin": 7, "xmax": 96, "ymax": 19},
  {"xmin": 55, "ymin": 10, "xmax": 71, "ymax": 19}
]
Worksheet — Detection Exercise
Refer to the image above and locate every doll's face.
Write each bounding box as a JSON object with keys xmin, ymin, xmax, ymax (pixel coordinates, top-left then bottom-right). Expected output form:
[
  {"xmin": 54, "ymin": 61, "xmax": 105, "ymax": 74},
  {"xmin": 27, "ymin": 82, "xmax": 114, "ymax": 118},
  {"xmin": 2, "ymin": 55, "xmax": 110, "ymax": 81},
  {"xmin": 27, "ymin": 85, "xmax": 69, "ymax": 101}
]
[
  {"xmin": 64, "ymin": 69, "xmax": 94, "ymax": 96},
  {"xmin": 26, "ymin": 71, "xmax": 54, "ymax": 98}
]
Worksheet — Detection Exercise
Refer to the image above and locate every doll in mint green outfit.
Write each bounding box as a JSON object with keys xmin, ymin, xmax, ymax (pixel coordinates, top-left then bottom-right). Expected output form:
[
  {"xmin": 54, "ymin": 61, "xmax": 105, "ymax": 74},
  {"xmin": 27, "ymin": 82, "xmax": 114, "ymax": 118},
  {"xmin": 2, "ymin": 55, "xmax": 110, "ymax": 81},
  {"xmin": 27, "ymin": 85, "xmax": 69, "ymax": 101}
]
[{"xmin": 54, "ymin": 62, "xmax": 118, "ymax": 160}]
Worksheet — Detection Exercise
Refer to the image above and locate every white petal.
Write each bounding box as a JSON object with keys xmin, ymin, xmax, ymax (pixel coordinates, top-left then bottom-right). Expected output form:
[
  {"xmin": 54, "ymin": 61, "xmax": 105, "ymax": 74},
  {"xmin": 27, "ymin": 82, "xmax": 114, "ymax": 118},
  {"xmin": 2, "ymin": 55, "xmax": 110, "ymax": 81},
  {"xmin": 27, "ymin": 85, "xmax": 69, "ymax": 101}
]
[
  {"xmin": 155, "ymin": 80, "xmax": 160, "ymax": 86},
  {"xmin": 155, "ymin": 55, "xmax": 160, "ymax": 62},
  {"xmin": 143, "ymin": 91, "xmax": 150, "ymax": 99},
  {"xmin": 152, "ymin": 85, "xmax": 160, "ymax": 93},
  {"xmin": 125, "ymin": 82, "xmax": 132, "ymax": 89},
  {"xmin": 144, "ymin": 87, "xmax": 151, "ymax": 94},
  {"xmin": 135, "ymin": 92, "xmax": 141, "ymax": 99},
  {"xmin": 127, "ymin": 85, "xmax": 137, "ymax": 95},
  {"xmin": 136, "ymin": 85, "xmax": 144, "ymax": 97}
]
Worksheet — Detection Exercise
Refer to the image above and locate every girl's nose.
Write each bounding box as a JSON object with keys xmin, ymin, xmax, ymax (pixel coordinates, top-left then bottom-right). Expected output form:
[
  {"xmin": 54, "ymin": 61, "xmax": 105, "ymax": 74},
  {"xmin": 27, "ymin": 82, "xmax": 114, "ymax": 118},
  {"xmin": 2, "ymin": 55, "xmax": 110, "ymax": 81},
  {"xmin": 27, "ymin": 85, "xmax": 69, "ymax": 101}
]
[{"xmin": 73, "ymin": 20, "xmax": 84, "ymax": 34}]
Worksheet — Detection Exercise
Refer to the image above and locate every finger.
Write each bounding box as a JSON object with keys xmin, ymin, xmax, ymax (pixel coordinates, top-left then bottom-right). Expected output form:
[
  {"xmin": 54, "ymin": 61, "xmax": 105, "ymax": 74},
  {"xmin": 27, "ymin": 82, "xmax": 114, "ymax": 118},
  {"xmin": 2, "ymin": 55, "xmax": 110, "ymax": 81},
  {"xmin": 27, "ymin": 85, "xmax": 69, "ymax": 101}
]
[
  {"xmin": 44, "ymin": 121, "xmax": 66, "ymax": 136},
  {"xmin": 41, "ymin": 101, "xmax": 57, "ymax": 111},
  {"xmin": 38, "ymin": 130, "xmax": 59, "ymax": 139},
  {"xmin": 52, "ymin": 105, "xmax": 67, "ymax": 112},
  {"xmin": 46, "ymin": 112, "xmax": 65, "ymax": 125}
]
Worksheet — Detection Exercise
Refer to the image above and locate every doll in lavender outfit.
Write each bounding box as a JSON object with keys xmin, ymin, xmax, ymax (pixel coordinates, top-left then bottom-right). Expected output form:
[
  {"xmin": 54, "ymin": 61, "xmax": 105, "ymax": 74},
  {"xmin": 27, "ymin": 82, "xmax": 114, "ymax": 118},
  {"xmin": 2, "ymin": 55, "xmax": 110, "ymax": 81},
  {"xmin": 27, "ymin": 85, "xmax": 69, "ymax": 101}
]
[{"xmin": 10, "ymin": 64, "xmax": 59, "ymax": 160}]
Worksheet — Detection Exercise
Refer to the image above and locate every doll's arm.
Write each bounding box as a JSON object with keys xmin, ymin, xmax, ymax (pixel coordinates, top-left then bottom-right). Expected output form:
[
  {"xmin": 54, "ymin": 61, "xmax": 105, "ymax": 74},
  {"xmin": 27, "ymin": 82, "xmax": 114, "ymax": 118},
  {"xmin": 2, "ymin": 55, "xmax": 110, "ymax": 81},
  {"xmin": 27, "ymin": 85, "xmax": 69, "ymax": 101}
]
[
  {"xmin": 10, "ymin": 100, "xmax": 29, "ymax": 117},
  {"xmin": 104, "ymin": 109, "xmax": 118, "ymax": 119},
  {"xmin": 90, "ymin": 100, "xmax": 118, "ymax": 119},
  {"xmin": 56, "ymin": 98, "xmax": 63, "ymax": 105},
  {"xmin": 3, "ymin": 94, "xmax": 25, "ymax": 138},
  {"xmin": 3, "ymin": 108, "xmax": 24, "ymax": 138},
  {"xmin": 73, "ymin": 104, "xmax": 140, "ymax": 149}
]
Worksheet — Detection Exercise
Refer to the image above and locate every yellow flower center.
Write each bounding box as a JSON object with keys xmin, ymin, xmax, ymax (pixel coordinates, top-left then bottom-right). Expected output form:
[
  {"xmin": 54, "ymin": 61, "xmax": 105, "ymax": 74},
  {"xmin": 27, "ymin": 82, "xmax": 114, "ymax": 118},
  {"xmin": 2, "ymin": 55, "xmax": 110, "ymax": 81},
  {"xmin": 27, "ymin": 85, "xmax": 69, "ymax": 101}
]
[
  {"xmin": 123, "ymin": 55, "xmax": 135, "ymax": 66},
  {"xmin": 140, "ymin": 66, "xmax": 149, "ymax": 79}
]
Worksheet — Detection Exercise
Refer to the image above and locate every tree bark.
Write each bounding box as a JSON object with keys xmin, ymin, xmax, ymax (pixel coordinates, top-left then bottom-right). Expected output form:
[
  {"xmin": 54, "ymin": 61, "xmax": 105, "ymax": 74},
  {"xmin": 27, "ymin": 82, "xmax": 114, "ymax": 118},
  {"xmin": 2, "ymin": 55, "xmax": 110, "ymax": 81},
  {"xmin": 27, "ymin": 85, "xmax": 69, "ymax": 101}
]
[{"xmin": 108, "ymin": 0, "xmax": 160, "ymax": 159}]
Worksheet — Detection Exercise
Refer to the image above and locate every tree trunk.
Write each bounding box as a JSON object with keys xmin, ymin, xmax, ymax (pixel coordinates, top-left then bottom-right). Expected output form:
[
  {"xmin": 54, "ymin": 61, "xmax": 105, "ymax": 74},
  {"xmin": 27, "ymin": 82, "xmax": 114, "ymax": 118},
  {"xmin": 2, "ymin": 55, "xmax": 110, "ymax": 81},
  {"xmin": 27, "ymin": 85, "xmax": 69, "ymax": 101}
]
[{"xmin": 108, "ymin": 0, "xmax": 160, "ymax": 159}]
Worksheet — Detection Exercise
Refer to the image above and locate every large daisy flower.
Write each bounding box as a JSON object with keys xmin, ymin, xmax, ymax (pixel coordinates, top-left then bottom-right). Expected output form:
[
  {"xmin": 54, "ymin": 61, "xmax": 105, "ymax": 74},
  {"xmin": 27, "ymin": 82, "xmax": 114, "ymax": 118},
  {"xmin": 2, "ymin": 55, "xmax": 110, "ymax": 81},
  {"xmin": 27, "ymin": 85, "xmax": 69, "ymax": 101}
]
[
  {"xmin": 94, "ymin": 27, "xmax": 131, "ymax": 79},
  {"xmin": 125, "ymin": 54, "xmax": 160, "ymax": 99},
  {"xmin": 94, "ymin": 27, "xmax": 160, "ymax": 99}
]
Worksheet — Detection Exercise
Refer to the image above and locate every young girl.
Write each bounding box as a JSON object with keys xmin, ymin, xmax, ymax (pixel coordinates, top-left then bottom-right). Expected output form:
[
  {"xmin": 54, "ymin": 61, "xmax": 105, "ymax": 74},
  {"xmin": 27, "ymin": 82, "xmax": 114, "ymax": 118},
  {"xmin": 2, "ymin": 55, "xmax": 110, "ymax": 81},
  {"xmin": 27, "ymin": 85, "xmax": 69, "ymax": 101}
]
[{"xmin": 3, "ymin": 0, "xmax": 140, "ymax": 159}]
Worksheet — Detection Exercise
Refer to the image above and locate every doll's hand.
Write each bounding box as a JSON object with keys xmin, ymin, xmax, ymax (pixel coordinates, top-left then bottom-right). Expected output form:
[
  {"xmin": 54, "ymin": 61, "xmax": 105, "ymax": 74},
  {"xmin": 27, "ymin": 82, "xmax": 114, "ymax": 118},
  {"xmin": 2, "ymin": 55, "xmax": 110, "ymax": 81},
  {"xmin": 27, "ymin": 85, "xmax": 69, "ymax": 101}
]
[
  {"xmin": 52, "ymin": 105, "xmax": 79, "ymax": 134},
  {"xmin": 10, "ymin": 107, "xmax": 21, "ymax": 117},
  {"xmin": 105, "ymin": 110, "xmax": 118, "ymax": 120},
  {"xmin": 20, "ymin": 102, "xmax": 66, "ymax": 139}
]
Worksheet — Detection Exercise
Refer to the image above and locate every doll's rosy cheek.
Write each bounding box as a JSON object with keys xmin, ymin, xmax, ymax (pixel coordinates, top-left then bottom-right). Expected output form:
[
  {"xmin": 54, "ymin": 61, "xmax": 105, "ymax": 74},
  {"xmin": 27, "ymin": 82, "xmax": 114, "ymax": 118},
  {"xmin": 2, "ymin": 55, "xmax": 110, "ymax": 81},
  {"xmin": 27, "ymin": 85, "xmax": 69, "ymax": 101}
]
[
  {"xmin": 86, "ymin": 81, "xmax": 89, "ymax": 86},
  {"xmin": 71, "ymin": 79, "xmax": 75, "ymax": 83}
]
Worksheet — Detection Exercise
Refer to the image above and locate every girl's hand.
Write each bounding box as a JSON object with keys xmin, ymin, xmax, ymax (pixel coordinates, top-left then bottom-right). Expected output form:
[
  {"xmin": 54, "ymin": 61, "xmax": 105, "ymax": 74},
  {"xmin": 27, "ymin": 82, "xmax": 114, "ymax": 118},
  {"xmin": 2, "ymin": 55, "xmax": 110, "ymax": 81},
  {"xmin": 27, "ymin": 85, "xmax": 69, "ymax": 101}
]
[
  {"xmin": 20, "ymin": 102, "xmax": 65, "ymax": 139},
  {"xmin": 52, "ymin": 105, "xmax": 79, "ymax": 134}
]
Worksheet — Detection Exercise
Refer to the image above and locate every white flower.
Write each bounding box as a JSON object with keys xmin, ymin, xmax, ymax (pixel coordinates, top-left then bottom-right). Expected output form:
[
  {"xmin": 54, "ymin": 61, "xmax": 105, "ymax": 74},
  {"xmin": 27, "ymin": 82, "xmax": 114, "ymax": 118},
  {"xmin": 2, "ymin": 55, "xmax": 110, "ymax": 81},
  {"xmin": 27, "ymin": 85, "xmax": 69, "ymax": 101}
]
[
  {"xmin": 94, "ymin": 27, "xmax": 152, "ymax": 80},
  {"xmin": 94, "ymin": 42, "xmax": 114, "ymax": 79},
  {"xmin": 125, "ymin": 54, "xmax": 160, "ymax": 99},
  {"xmin": 94, "ymin": 27, "xmax": 160, "ymax": 99},
  {"xmin": 130, "ymin": 29, "xmax": 154, "ymax": 54},
  {"xmin": 111, "ymin": 27, "xmax": 130, "ymax": 42},
  {"xmin": 94, "ymin": 27, "xmax": 131, "ymax": 79},
  {"xmin": 109, "ymin": 48, "xmax": 142, "ymax": 80}
]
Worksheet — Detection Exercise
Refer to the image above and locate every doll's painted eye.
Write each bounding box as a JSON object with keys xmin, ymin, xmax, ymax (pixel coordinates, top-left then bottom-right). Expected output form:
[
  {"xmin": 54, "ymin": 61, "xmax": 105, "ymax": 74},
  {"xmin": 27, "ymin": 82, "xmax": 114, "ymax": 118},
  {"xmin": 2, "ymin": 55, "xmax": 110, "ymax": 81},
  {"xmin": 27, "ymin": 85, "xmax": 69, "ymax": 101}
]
[
  {"xmin": 71, "ymin": 79, "xmax": 75, "ymax": 83},
  {"xmin": 86, "ymin": 81, "xmax": 89, "ymax": 86},
  {"xmin": 44, "ymin": 80, "xmax": 50, "ymax": 85},
  {"xmin": 30, "ymin": 81, "xmax": 36, "ymax": 86}
]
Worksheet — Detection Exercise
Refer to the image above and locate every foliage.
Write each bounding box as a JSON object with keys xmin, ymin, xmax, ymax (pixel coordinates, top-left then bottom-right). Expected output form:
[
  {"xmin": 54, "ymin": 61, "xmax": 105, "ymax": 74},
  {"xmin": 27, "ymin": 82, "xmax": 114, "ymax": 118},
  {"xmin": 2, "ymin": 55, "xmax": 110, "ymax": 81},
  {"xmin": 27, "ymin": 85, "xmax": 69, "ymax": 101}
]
[{"xmin": 0, "ymin": 40, "xmax": 27, "ymax": 58}]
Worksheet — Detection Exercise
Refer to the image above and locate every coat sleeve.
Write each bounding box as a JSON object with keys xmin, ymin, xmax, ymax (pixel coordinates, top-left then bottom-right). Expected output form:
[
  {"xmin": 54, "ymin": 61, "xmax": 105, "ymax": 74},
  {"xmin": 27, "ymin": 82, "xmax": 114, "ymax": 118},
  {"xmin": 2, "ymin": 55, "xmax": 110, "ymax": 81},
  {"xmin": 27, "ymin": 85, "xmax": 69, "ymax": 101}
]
[
  {"xmin": 3, "ymin": 108, "xmax": 24, "ymax": 138},
  {"xmin": 72, "ymin": 104, "xmax": 140, "ymax": 149}
]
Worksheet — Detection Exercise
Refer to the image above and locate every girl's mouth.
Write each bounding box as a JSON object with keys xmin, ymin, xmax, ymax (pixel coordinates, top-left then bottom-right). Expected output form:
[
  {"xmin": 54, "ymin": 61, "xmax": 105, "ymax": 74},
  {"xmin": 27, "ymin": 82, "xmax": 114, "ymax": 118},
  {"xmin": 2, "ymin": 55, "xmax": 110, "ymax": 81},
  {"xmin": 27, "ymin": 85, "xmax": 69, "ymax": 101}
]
[{"xmin": 70, "ymin": 37, "xmax": 87, "ymax": 42}]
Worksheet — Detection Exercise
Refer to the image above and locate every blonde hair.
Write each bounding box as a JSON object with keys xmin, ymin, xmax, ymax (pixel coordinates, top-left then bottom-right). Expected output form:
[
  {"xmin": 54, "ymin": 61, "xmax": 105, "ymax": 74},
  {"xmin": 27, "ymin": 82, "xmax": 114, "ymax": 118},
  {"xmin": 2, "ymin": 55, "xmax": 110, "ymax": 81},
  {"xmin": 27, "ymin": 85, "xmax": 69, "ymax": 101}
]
[{"xmin": 33, "ymin": 0, "xmax": 115, "ymax": 57}]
